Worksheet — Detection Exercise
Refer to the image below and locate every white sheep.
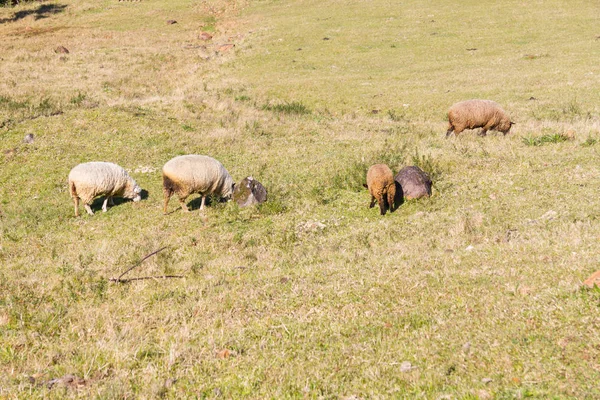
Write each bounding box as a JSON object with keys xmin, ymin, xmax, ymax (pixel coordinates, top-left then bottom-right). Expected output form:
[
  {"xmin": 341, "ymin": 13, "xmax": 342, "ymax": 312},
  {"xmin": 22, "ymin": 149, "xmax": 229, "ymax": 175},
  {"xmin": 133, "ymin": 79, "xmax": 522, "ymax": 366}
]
[
  {"xmin": 162, "ymin": 155, "xmax": 234, "ymax": 213},
  {"xmin": 446, "ymin": 99, "xmax": 514, "ymax": 137},
  {"xmin": 68, "ymin": 162, "xmax": 142, "ymax": 217}
]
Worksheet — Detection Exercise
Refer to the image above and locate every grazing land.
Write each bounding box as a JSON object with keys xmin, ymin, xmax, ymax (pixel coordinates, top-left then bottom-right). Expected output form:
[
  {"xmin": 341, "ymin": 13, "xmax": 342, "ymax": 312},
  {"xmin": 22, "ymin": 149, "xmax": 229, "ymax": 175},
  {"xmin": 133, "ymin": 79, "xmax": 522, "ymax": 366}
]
[{"xmin": 1, "ymin": 0, "xmax": 600, "ymax": 398}]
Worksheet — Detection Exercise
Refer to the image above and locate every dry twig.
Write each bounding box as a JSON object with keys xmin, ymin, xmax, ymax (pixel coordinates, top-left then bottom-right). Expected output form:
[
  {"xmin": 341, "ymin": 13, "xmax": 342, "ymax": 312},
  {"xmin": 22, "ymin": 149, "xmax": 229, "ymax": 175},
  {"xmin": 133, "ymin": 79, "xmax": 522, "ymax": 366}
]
[{"xmin": 110, "ymin": 246, "xmax": 183, "ymax": 283}]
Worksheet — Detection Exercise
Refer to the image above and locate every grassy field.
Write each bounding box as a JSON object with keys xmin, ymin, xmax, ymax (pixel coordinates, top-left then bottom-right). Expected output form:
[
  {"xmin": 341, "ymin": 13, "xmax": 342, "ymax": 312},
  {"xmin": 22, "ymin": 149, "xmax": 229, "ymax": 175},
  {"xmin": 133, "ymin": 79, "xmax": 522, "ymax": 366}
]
[{"xmin": 1, "ymin": 0, "xmax": 600, "ymax": 398}]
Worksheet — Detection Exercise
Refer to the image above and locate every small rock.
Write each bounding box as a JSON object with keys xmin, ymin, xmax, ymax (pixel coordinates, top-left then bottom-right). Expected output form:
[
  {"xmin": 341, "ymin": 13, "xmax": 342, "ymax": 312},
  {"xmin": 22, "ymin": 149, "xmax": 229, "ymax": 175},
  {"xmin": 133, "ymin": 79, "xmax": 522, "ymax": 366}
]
[
  {"xmin": 399, "ymin": 361, "xmax": 415, "ymax": 372},
  {"xmin": 166, "ymin": 20, "xmax": 177, "ymax": 25},
  {"xmin": 462, "ymin": 341, "xmax": 471, "ymax": 354},
  {"xmin": 23, "ymin": 134, "xmax": 34, "ymax": 144},
  {"xmin": 199, "ymin": 32, "xmax": 213, "ymax": 41},
  {"xmin": 481, "ymin": 377, "xmax": 492, "ymax": 384},
  {"xmin": 539, "ymin": 210, "xmax": 557, "ymax": 221},
  {"xmin": 465, "ymin": 245, "xmax": 474, "ymax": 251},
  {"xmin": 297, "ymin": 220, "xmax": 326, "ymax": 234},
  {"xmin": 54, "ymin": 46, "xmax": 69, "ymax": 54}
]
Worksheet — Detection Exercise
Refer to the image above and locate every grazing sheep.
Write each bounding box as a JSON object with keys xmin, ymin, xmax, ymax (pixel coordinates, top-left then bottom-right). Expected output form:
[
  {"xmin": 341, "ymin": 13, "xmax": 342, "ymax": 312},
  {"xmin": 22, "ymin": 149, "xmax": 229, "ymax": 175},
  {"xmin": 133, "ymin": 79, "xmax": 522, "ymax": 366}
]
[
  {"xmin": 446, "ymin": 99, "xmax": 514, "ymax": 137},
  {"xmin": 162, "ymin": 155, "xmax": 234, "ymax": 213},
  {"xmin": 233, "ymin": 176, "xmax": 267, "ymax": 207},
  {"xmin": 364, "ymin": 164, "xmax": 396, "ymax": 215},
  {"xmin": 395, "ymin": 166, "xmax": 432, "ymax": 200},
  {"xmin": 68, "ymin": 162, "xmax": 142, "ymax": 217}
]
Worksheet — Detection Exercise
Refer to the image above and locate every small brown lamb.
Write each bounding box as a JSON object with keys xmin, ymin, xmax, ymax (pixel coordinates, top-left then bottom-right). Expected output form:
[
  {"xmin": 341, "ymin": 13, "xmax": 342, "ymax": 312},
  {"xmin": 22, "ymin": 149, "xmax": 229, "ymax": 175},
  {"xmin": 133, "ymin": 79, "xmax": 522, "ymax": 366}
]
[
  {"xmin": 364, "ymin": 164, "xmax": 396, "ymax": 215},
  {"xmin": 446, "ymin": 99, "xmax": 514, "ymax": 137}
]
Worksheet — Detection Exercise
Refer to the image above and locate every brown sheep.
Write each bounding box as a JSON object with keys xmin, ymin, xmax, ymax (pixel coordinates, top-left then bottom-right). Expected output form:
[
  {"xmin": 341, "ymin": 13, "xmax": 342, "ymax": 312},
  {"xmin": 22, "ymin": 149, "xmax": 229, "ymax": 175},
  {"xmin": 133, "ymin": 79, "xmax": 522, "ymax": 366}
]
[
  {"xmin": 446, "ymin": 99, "xmax": 514, "ymax": 137},
  {"xmin": 363, "ymin": 164, "xmax": 396, "ymax": 215}
]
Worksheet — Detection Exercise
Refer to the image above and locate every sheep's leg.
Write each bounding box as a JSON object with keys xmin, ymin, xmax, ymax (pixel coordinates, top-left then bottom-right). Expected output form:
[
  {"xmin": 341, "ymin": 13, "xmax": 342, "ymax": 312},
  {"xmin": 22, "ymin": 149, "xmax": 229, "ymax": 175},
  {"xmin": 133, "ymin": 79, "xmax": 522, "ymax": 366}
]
[
  {"xmin": 102, "ymin": 197, "xmax": 110, "ymax": 212},
  {"xmin": 378, "ymin": 199, "xmax": 387, "ymax": 216},
  {"xmin": 163, "ymin": 189, "xmax": 173, "ymax": 214},
  {"xmin": 84, "ymin": 203, "xmax": 94, "ymax": 216},
  {"xmin": 109, "ymin": 196, "xmax": 115, "ymax": 206},
  {"xmin": 200, "ymin": 195, "xmax": 206, "ymax": 211},
  {"xmin": 478, "ymin": 128, "xmax": 488, "ymax": 137},
  {"xmin": 73, "ymin": 197, "xmax": 80, "ymax": 217},
  {"xmin": 369, "ymin": 195, "xmax": 376, "ymax": 209},
  {"xmin": 179, "ymin": 197, "xmax": 190, "ymax": 212},
  {"xmin": 445, "ymin": 123, "xmax": 454, "ymax": 137}
]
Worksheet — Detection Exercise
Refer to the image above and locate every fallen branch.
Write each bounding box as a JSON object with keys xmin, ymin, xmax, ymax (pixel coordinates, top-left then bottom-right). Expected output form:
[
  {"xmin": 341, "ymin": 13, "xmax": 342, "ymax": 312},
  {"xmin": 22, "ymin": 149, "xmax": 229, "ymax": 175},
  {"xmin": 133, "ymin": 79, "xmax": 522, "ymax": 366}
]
[
  {"xmin": 110, "ymin": 246, "xmax": 171, "ymax": 283},
  {"xmin": 110, "ymin": 275, "xmax": 184, "ymax": 284}
]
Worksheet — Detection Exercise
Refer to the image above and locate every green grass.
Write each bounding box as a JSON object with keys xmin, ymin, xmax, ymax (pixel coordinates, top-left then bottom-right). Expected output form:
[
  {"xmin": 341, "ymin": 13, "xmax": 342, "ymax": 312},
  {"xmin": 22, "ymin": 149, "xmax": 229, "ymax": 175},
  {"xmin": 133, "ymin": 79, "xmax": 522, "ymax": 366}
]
[
  {"xmin": 1, "ymin": 0, "xmax": 600, "ymax": 398},
  {"xmin": 521, "ymin": 133, "xmax": 570, "ymax": 146}
]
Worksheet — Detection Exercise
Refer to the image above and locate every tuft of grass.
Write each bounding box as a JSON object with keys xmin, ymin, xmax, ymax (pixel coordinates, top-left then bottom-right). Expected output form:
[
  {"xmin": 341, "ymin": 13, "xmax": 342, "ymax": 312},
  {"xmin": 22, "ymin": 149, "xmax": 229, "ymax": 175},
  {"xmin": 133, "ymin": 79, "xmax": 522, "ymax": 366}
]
[
  {"xmin": 262, "ymin": 101, "xmax": 311, "ymax": 115},
  {"xmin": 580, "ymin": 137, "xmax": 597, "ymax": 147},
  {"xmin": 332, "ymin": 142, "xmax": 409, "ymax": 191},
  {"xmin": 69, "ymin": 92, "xmax": 87, "ymax": 105},
  {"xmin": 522, "ymin": 133, "xmax": 570, "ymax": 146}
]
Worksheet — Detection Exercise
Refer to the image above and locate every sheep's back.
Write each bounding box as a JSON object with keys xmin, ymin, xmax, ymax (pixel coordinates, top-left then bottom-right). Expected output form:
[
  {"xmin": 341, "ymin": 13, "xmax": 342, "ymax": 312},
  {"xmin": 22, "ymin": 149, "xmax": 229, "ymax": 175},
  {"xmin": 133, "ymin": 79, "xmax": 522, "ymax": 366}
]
[
  {"xmin": 367, "ymin": 164, "xmax": 394, "ymax": 194},
  {"xmin": 449, "ymin": 99, "xmax": 503, "ymax": 125},
  {"xmin": 69, "ymin": 162, "xmax": 129, "ymax": 197},
  {"xmin": 163, "ymin": 155, "xmax": 232, "ymax": 196}
]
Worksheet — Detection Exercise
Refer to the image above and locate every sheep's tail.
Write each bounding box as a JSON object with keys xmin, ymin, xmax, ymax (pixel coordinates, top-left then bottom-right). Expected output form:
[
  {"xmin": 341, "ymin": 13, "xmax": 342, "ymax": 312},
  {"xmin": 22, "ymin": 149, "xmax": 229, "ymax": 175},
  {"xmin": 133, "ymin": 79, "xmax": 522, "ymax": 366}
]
[{"xmin": 69, "ymin": 180, "xmax": 77, "ymax": 198}]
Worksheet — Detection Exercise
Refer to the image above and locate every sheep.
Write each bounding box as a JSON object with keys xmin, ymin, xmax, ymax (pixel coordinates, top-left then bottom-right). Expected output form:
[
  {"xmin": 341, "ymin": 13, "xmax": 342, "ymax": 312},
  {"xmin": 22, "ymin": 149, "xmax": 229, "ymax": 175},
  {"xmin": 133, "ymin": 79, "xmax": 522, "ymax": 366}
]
[
  {"xmin": 446, "ymin": 99, "xmax": 514, "ymax": 137},
  {"xmin": 68, "ymin": 162, "xmax": 142, "ymax": 217},
  {"xmin": 162, "ymin": 154, "xmax": 234, "ymax": 214},
  {"xmin": 395, "ymin": 166, "xmax": 432, "ymax": 200},
  {"xmin": 363, "ymin": 164, "xmax": 396, "ymax": 215}
]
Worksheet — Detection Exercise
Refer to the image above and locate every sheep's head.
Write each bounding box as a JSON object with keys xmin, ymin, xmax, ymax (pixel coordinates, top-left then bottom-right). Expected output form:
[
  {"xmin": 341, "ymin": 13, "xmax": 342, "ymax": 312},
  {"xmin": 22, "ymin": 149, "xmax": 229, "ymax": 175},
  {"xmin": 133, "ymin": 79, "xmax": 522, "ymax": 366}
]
[
  {"xmin": 125, "ymin": 179, "xmax": 142, "ymax": 202},
  {"xmin": 222, "ymin": 174, "xmax": 235, "ymax": 200},
  {"xmin": 132, "ymin": 185, "xmax": 142, "ymax": 202},
  {"xmin": 498, "ymin": 117, "xmax": 513, "ymax": 134}
]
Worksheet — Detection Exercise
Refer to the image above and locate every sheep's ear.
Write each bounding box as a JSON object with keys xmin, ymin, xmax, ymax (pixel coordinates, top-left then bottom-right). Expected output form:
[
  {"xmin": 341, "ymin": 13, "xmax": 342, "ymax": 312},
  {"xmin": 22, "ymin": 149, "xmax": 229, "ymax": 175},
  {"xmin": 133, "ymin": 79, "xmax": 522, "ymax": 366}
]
[{"xmin": 510, "ymin": 121, "xmax": 516, "ymax": 125}]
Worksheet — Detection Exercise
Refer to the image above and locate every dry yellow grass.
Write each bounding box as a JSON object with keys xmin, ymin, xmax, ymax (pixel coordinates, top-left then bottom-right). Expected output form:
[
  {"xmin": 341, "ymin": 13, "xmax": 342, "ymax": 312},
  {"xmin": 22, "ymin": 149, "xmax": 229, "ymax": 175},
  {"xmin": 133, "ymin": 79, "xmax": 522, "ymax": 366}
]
[{"xmin": 1, "ymin": 0, "xmax": 600, "ymax": 398}]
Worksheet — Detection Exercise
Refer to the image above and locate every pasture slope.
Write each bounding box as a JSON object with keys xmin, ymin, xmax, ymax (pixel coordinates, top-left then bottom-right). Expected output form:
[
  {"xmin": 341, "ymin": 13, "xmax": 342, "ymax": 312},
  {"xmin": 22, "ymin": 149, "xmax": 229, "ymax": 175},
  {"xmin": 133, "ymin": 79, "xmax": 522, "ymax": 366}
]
[{"xmin": 1, "ymin": 0, "xmax": 599, "ymax": 398}]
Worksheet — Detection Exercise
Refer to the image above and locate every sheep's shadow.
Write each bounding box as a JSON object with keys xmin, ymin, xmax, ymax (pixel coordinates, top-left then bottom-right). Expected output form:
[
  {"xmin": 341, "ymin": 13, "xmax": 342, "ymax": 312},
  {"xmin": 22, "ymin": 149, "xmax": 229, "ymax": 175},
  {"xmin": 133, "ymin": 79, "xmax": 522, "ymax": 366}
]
[
  {"xmin": 187, "ymin": 195, "xmax": 228, "ymax": 211},
  {"xmin": 392, "ymin": 181, "xmax": 404, "ymax": 211},
  {"xmin": 89, "ymin": 190, "xmax": 149, "ymax": 213},
  {"xmin": 0, "ymin": 3, "xmax": 67, "ymax": 24}
]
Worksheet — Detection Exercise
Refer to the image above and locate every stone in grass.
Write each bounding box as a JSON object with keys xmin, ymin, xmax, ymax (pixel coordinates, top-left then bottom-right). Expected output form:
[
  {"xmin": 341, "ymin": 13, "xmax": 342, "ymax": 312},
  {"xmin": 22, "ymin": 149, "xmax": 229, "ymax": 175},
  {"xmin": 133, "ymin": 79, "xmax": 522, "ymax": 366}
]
[
  {"xmin": 394, "ymin": 166, "xmax": 432, "ymax": 200},
  {"xmin": 199, "ymin": 32, "xmax": 213, "ymax": 41},
  {"xmin": 399, "ymin": 361, "xmax": 416, "ymax": 372},
  {"xmin": 232, "ymin": 176, "xmax": 267, "ymax": 207},
  {"xmin": 23, "ymin": 134, "xmax": 34, "ymax": 144},
  {"xmin": 54, "ymin": 46, "xmax": 69, "ymax": 54}
]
